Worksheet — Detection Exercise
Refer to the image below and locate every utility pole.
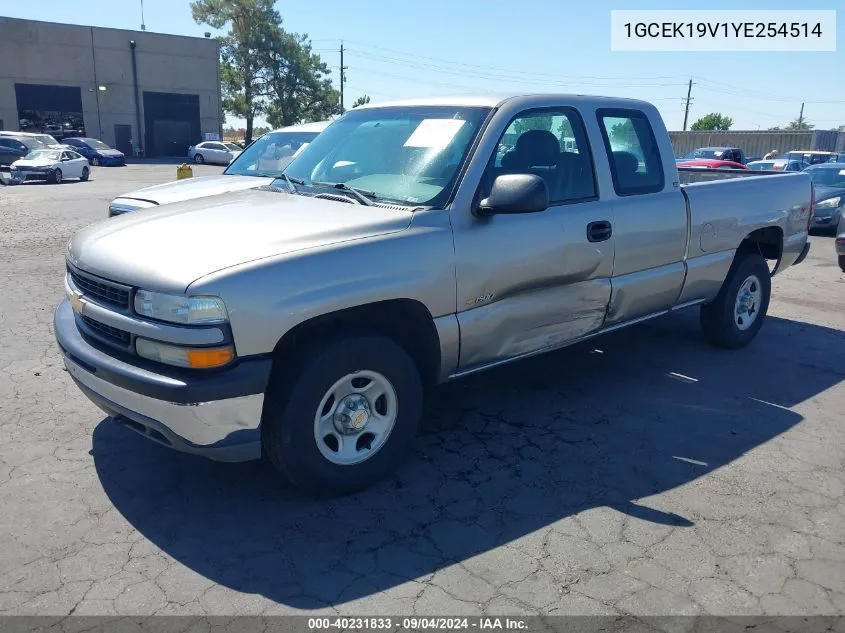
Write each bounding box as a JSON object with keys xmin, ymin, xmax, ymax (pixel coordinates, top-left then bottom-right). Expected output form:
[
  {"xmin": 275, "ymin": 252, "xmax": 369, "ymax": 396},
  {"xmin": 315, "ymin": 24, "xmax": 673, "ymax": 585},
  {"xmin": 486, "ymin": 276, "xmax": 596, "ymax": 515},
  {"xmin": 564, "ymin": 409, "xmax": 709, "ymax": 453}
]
[
  {"xmin": 798, "ymin": 102, "xmax": 805, "ymax": 127},
  {"xmin": 339, "ymin": 41, "xmax": 348, "ymax": 113},
  {"xmin": 682, "ymin": 79, "xmax": 693, "ymax": 131},
  {"xmin": 140, "ymin": 0, "xmax": 146, "ymax": 30}
]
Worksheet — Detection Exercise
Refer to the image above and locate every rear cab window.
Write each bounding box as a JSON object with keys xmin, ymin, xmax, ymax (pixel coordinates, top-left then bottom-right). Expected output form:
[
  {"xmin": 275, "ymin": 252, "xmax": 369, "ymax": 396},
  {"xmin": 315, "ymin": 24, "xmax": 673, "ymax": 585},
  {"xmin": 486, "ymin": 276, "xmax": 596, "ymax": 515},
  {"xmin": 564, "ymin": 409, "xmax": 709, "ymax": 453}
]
[{"xmin": 597, "ymin": 109, "xmax": 664, "ymax": 196}]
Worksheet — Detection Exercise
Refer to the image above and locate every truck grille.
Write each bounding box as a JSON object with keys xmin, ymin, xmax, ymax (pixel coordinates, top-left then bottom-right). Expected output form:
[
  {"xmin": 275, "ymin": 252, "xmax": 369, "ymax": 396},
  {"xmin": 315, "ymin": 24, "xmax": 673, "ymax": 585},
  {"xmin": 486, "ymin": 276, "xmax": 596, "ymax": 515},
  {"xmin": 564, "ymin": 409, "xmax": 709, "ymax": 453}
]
[
  {"xmin": 81, "ymin": 315, "xmax": 131, "ymax": 347},
  {"xmin": 69, "ymin": 269, "xmax": 131, "ymax": 310}
]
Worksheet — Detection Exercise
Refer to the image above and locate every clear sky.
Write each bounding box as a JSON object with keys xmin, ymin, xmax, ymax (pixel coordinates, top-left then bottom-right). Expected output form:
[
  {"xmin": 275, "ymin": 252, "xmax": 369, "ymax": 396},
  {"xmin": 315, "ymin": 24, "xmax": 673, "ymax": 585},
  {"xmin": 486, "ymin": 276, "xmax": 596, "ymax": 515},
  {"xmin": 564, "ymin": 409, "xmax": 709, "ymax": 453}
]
[{"xmin": 3, "ymin": 1, "xmax": 843, "ymax": 131}]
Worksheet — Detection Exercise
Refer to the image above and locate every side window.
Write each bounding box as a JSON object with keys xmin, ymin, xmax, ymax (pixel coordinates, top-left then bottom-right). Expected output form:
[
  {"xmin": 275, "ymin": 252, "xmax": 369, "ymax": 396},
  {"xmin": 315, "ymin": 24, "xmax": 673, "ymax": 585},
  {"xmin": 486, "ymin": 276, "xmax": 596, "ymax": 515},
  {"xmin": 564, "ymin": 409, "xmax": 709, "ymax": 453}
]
[
  {"xmin": 485, "ymin": 108, "xmax": 597, "ymax": 204},
  {"xmin": 597, "ymin": 109, "xmax": 664, "ymax": 196}
]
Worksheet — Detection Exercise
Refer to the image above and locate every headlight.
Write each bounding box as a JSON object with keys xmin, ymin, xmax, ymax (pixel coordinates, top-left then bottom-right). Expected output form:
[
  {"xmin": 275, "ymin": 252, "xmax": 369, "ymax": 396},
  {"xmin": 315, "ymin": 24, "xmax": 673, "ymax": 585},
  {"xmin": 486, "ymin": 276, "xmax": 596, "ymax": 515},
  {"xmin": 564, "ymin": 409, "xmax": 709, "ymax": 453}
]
[
  {"xmin": 815, "ymin": 196, "xmax": 841, "ymax": 210},
  {"xmin": 136, "ymin": 338, "xmax": 235, "ymax": 369},
  {"xmin": 134, "ymin": 290, "xmax": 229, "ymax": 325}
]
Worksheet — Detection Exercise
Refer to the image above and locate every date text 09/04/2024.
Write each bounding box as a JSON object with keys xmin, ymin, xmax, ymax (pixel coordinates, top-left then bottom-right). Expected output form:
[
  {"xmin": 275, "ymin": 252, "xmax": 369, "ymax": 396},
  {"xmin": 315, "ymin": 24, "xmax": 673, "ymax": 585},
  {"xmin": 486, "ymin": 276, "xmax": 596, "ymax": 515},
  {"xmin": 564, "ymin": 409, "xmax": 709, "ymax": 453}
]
[
  {"xmin": 307, "ymin": 617, "xmax": 528, "ymax": 630},
  {"xmin": 623, "ymin": 22, "xmax": 823, "ymax": 38}
]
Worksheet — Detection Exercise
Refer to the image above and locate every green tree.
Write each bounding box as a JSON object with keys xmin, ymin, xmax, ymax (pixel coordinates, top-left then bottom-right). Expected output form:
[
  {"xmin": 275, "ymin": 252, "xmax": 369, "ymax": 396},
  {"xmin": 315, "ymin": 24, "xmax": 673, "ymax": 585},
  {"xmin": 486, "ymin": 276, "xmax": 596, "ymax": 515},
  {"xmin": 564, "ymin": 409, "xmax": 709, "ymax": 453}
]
[
  {"xmin": 690, "ymin": 113, "xmax": 733, "ymax": 131},
  {"xmin": 784, "ymin": 119, "xmax": 814, "ymax": 131},
  {"xmin": 352, "ymin": 95, "xmax": 371, "ymax": 108},
  {"xmin": 262, "ymin": 30, "xmax": 341, "ymax": 128},
  {"xmin": 191, "ymin": 0, "xmax": 280, "ymax": 144},
  {"xmin": 609, "ymin": 119, "xmax": 637, "ymax": 149},
  {"xmin": 513, "ymin": 115, "xmax": 552, "ymax": 134}
]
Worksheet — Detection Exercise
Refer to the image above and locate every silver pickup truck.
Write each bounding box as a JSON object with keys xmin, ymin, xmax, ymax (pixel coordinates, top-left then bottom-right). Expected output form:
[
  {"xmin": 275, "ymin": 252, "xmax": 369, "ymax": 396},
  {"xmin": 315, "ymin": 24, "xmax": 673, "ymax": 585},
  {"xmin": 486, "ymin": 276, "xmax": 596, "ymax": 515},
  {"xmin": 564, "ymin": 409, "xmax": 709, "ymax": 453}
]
[{"xmin": 55, "ymin": 94, "xmax": 814, "ymax": 495}]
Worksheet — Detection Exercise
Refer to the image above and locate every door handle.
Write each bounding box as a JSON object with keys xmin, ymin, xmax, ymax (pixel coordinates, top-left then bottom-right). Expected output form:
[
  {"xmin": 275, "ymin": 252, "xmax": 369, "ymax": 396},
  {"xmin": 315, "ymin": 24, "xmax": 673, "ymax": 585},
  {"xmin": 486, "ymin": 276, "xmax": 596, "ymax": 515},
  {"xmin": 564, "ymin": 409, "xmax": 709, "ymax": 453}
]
[{"xmin": 587, "ymin": 220, "xmax": 613, "ymax": 243}]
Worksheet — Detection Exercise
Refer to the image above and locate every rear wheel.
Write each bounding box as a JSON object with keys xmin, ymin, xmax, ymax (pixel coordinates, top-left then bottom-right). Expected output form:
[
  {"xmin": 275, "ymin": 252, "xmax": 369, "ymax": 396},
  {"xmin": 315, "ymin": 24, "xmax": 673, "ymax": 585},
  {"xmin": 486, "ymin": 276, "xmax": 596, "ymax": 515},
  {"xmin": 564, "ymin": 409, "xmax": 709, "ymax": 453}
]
[
  {"xmin": 700, "ymin": 252, "xmax": 771, "ymax": 349},
  {"xmin": 91, "ymin": 156, "xmax": 100, "ymax": 167},
  {"xmin": 262, "ymin": 336, "xmax": 423, "ymax": 496},
  {"xmin": 80, "ymin": 166, "xmax": 89, "ymax": 182},
  {"xmin": 193, "ymin": 153, "xmax": 204, "ymax": 164}
]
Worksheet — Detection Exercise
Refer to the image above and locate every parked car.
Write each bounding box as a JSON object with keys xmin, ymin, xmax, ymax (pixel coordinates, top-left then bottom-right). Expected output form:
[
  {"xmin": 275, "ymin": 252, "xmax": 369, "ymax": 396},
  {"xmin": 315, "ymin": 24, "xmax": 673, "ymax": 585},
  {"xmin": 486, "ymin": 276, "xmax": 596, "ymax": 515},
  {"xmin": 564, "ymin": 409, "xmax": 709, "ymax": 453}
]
[
  {"xmin": 676, "ymin": 146, "xmax": 746, "ymax": 165},
  {"xmin": 187, "ymin": 141, "xmax": 243, "ymax": 165},
  {"xmin": 747, "ymin": 159, "xmax": 803, "ymax": 172},
  {"xmin": 676, "ymin": 159, "xmax": 749, "ymax": 170},
  {"xmin": 62, "ymin": 137, "xmax": 126, "ymax": 166},
  {"xmin": 56, "ymin": 94, "xmax": 812, "ymax": 495},
  {"xmin": 0, "ymin": 131, "xmax": 71, "ymax": 150},
  {"xmin": 828, "ymin": 152, "xmax": 845, "ymax": 164},
  {"xmin": 784, "ymin": 150, "xmax": 837, "ymax": 168},
  {"xmin": 10, "ymin": 148, "xmax": 90, "ymax": 184},
  {"xmin": 0, "ymin": 135, "xmax": 45, "ymax": 166},
  {"xmin": 108, "ymin": 121, "xmax": 331, "ymax": 216},
  {"xmin": 804, "ymin": 162, "xmax": 845, "ymax": 233}
]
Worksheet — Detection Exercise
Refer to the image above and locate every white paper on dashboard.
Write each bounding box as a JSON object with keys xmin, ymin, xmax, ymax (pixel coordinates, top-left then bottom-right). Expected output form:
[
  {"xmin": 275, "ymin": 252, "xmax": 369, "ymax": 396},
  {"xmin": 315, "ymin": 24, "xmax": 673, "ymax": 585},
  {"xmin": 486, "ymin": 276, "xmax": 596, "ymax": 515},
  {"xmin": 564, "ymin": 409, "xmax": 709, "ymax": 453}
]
[{"xmin": 404, "ymin": 119, "xmax": 466, "ymax": 149}]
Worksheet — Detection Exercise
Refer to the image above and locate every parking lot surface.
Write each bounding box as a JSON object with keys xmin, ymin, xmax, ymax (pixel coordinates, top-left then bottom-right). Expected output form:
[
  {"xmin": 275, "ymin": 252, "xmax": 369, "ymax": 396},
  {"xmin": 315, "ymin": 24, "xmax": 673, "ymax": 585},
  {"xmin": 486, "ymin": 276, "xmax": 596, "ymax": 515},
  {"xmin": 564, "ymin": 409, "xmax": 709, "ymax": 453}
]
[{"xmin": 0, "ymin": 166, "xmax": 843, "ymax": 617}]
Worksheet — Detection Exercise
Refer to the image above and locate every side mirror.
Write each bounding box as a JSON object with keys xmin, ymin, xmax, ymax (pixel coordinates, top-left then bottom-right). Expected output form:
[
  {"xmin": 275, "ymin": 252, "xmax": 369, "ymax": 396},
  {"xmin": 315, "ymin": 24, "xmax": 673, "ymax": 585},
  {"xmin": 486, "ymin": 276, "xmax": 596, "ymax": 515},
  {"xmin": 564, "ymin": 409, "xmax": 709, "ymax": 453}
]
[
  {"xmin": 61, "ymin": 157, "xmax": 70, "ymax": 162},
  {"xmin": 476, "ymin": 174, "xmax": 549, "ymax": 217}
]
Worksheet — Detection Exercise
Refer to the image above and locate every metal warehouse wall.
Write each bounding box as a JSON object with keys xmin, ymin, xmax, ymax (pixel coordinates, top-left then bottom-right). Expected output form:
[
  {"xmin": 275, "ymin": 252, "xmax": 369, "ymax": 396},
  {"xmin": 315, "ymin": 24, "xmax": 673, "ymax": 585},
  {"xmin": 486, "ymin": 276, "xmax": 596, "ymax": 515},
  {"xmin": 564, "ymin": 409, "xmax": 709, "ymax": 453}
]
[
  {"xmin": 0, "ymin": 17, "xmax": 222, "ymax": 156},
  {"xmin": 669, "ymin": 130, "xmax": 845, "ymax": 159}
]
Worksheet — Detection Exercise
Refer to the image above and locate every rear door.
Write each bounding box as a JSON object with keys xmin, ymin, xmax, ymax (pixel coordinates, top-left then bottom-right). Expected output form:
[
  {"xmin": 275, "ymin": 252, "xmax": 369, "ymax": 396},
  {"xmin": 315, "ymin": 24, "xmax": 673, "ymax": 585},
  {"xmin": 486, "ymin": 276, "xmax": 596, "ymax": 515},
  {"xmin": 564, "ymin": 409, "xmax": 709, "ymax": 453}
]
[
  {"xmin": 595, "ymin": 108, "xmax": 688, "ymax": 324},
  {"xmin": 452, "ymin": 105, "xmax": 616, "ymax": 371}
]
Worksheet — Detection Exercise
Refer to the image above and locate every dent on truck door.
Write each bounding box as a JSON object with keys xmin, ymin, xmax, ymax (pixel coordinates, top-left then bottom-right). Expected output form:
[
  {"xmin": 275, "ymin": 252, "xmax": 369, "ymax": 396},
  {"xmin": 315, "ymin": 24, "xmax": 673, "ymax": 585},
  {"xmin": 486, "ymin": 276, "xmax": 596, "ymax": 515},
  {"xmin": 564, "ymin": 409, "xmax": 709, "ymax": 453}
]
[
  {"xmin": 596, "ymin": 109, "xmax": 688, "ymax": 325},
  {"xmin": 453, "ymin": 108, "xmax": 615, "ymax": 372}
]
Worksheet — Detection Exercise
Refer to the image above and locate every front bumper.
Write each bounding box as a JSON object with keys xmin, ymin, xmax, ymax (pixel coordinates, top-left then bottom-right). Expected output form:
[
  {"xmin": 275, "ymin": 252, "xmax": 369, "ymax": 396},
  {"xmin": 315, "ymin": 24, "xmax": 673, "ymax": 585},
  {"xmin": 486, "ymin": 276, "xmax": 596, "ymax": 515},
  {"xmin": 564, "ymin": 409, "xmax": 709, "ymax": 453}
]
[
  {"xmin": 10, "ymin": 169, "xmax": 51, "ymax": 182},
  {"xmin": 96, "ymin": 155, "xmax": 126, "ymax": 166},
  {"xmin": 55, "ymin": 299, "xmax": 271, "ymax": 462}
]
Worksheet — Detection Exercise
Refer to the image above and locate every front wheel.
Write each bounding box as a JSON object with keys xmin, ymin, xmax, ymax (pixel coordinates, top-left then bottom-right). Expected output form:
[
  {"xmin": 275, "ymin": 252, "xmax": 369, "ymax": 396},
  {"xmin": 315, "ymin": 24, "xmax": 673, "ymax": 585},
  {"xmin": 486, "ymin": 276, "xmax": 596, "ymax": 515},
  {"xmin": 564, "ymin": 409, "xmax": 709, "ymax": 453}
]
[
  {"xmin": 50, "ymin": 168, "xmax": 62, "ymax": 184},
  {"xmin": 80, "ymin": 166, "xmax": 89, "ymax": 182},
  {"xmin": 262, "ymin": 336, "xmax": 423, "ymax": 496},
  {"xmin": 838, "ymin": 255, "xmax": 845, "ymax": 274},
  {"xmin": 700, "ymin": 252, "xmax": 771, "ymax": 349}
]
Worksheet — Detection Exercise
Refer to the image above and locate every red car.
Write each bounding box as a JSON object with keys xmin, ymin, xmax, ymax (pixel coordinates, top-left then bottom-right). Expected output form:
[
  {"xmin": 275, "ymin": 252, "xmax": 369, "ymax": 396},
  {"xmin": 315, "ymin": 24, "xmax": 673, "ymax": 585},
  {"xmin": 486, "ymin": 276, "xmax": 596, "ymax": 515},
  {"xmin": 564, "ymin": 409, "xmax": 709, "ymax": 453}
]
[{"xmin": 677, "ymin": 159, "xmax": 749, "ymax": 170}]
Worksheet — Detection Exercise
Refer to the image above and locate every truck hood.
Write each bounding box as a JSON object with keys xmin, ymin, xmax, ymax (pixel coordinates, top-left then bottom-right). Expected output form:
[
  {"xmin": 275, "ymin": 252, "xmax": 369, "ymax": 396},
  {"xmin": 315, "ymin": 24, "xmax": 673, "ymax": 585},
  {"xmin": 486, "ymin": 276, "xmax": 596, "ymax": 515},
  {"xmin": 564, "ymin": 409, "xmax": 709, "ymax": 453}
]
[
  {"xmin": 68, "ymin": 188, "xmax": 413, "ymax": 293},
  {"xmin": 116, "ymin": 174, "xmax": 270, "ymax": 206}
]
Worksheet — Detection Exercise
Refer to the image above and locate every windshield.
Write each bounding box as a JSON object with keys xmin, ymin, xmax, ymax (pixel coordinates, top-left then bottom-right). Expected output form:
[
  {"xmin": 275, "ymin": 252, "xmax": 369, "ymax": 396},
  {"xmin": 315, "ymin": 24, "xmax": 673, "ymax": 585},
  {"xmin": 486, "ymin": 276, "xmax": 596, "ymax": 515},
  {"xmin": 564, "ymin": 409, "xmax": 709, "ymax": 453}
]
[
  {"xmin": 682, "ymin": 149, "xmax": 728, "ymax": 160},
  {"xmin": 282, "ymin": 106, "xmax": 491, "ymax": 206},
  {"xmin": 36, "ymin": 134, "xmax": 59, "ymax": 146},
  {"xmin": 224, "ymin": 130, "xmax": 322, "ymax": 177},
  {"xmin": 807, "ymin": 167, "xmax": 845, "ymax": 188},
  {"xmin": 83, "ymin": 138, "xmax": 111, "ymax": 149},
  {"xmin": 25, "ymin": 150, "xmax": 61, "ymax": 160},
  {"xmin": 786, "ymin": 152, "xmax": 833, "ymax": 165}
]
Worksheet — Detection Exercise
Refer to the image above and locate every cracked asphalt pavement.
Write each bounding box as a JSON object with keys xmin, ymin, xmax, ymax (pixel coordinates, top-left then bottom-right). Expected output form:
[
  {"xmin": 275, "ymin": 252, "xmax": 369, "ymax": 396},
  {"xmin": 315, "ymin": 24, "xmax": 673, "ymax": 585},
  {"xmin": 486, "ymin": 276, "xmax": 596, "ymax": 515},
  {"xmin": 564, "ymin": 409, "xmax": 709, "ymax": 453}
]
[{"xmin": 0, "ymin": 165, "xmax": 843, "ymax": 617}]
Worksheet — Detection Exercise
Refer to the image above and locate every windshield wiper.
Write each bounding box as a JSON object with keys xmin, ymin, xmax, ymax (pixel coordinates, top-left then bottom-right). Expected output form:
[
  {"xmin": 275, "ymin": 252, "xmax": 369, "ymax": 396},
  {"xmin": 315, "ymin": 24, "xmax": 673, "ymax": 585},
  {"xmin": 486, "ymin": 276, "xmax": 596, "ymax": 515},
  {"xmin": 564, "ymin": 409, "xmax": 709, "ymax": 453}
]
[
  {"xmin": 279, "ymin": 173, "xmax": 305, "ymax": 192},
  {"xmin": 310, "ymin": 181, "xmax": 376, "ymax": 206}
]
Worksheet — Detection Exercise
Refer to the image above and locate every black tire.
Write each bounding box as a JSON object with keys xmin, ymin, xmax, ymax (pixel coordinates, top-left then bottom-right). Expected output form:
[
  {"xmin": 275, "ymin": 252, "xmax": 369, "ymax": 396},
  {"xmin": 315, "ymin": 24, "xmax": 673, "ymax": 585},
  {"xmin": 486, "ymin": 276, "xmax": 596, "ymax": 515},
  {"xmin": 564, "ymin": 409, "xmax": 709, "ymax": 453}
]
[
  {"xmin": 838, "ymin": 255, "xmax": 845, "ymax": 274},
  {"xmin": 700, "ymin": 252, "xmax": 771, "ymax": 349},
  {"xmin": 193, "ymin": 153, "xmax": 204, "ymax": 164},
  {"xmin": 262, "ymin": 336, "xmax": 423, "ymax": 496},
  {"xmin": 91, "ymin": 156, "xmax": 100, "ymax": 167},
  {"xmin": 50, "ymin": 168, "xmax": 62, "ymax": 184},
  {"xmin": 80, "ymin": 166, "xmax": 89, "ymax": 182}
]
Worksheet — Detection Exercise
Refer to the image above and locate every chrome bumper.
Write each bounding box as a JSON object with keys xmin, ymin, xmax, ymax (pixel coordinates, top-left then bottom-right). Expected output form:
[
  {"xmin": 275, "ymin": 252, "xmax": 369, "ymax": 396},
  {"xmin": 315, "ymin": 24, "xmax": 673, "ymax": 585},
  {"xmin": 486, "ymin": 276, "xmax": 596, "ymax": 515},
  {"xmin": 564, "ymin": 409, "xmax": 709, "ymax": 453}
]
[{"xmin": 55, "ymin": 299, "xmax": 268, "ymax": 462}]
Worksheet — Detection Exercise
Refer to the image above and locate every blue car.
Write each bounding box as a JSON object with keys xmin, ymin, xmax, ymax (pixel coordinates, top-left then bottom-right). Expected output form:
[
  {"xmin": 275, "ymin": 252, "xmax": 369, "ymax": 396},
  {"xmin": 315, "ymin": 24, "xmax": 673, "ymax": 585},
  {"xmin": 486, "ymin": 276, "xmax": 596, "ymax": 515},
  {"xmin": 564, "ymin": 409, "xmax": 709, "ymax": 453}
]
[{"xmin": 62, "ymin": 137, "xmax": 126, "ymax": 166}]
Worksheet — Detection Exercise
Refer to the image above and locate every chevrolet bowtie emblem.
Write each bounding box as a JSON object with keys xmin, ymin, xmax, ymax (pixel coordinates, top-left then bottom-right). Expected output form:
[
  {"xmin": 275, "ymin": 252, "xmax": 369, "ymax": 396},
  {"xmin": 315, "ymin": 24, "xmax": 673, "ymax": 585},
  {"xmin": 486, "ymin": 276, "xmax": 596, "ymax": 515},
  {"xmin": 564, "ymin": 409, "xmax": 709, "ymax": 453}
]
[{"xmin": 70, "ymin": 290, "xmax": 86, "ymax": 315}]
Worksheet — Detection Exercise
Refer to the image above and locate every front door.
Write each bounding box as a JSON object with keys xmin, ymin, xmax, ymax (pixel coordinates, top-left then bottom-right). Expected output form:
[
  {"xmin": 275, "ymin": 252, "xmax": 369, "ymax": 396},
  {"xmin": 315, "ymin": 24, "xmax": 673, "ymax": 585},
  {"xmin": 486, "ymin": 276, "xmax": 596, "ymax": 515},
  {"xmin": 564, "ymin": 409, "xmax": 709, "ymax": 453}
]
[
  {"xmin": 452, "ymin": 107, "xmax": 615, "ymax": 371},
  {"xmin": 114, "ymin": 124, "xmax": 132, "ymax": 156}
]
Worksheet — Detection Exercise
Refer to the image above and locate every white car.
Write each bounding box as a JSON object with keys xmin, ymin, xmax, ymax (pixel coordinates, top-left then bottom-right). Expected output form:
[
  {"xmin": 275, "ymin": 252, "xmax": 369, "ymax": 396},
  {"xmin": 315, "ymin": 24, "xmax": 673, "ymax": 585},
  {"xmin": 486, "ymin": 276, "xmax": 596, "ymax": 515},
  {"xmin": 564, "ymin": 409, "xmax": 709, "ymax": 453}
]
[
  {"xmin": 187, "ymin": 141, "xmax": 243, "ymax": 165},
  {"xmin": 109, "ymin": 121, "xmax": 332, "ymax": 216},
  {"xmin": 10, "ymin": 149, "xmax": 91, "ymax": 184}
]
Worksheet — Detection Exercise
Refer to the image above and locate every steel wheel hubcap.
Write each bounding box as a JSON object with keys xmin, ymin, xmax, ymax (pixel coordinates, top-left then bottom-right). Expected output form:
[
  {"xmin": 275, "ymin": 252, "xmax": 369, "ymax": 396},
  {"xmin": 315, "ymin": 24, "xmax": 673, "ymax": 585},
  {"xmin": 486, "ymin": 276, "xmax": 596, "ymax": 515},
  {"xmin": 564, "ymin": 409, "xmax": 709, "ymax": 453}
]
[
  {"xmin": 734, "ymin": 274, "xmax": 762, "ymax": 331},
  {"xmin": 314, "ymin": 370, "xmax": 398, "ymax": 466}
]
